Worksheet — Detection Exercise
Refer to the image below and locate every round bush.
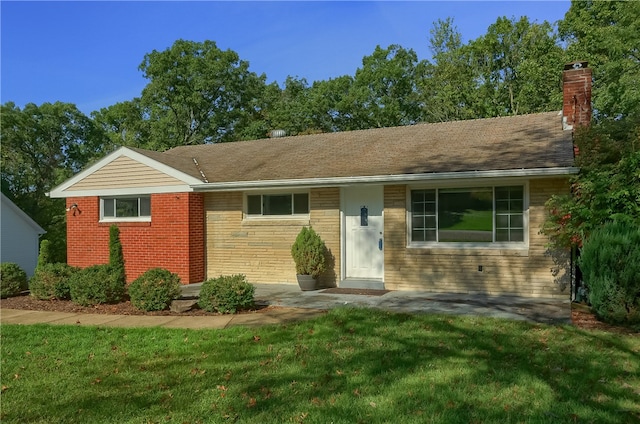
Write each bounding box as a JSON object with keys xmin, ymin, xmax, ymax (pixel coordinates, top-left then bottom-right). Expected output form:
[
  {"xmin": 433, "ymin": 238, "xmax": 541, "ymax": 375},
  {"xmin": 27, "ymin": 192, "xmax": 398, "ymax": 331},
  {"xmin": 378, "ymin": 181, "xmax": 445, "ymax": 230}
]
[
  {"xmin": 29, "ymin": 263, "xmax": 78, "ymax": 300},
  {"xmin": 198, "ymin": 274, "xmax": 255, "ymax": 314},
  {"xmin": 1, "ymin": 263, "xmax": 27, "ymax": 298},
  {"xmin": 578, "ymin": 220, "xmax": 640, "ymax": 326},
  {"xmin": 69, "ymin": 264, "xmax": 127, "ymax": 306},
  {"xmin": 129, "ymin": 268, "xmax": 182, "ymax": 312}
]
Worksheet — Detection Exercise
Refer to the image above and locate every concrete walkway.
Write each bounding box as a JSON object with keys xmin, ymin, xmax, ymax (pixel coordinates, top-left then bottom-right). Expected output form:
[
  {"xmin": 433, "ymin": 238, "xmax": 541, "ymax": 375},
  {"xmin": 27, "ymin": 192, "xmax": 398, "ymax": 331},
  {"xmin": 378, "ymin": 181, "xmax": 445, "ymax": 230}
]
[{"xmin": 0, "ymin": 283, "xmax": 571, "ymax": 329}]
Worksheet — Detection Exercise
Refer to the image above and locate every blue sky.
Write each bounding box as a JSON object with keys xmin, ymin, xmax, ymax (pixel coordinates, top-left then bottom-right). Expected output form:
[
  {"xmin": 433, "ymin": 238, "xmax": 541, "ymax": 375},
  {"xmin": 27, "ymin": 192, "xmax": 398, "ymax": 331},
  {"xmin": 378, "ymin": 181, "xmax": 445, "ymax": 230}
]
[{"xmin": 1, "ymin": 1, "xmax": 571, "ymax": 115}]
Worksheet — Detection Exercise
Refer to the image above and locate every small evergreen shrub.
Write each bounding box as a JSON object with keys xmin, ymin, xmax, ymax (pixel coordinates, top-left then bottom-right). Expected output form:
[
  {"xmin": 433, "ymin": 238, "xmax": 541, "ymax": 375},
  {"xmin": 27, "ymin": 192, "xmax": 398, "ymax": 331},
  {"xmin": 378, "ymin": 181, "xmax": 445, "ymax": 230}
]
[
  {"xmin": 69, "ymin": 264, "xmax": 127, "ymax": 306},
  {"xmin": 36, "ymin": 239, "xmax": 53, "ymax": 270},
  {"xmin": 0, "ymin": 263, "xmax": 27, "ymax": 298},
  {"xmin": 109, "ymin": 225, "xmax": 126, "ymax": 287},
  {"xmin": 291, "ymin": 226, "xmax": 327, "ymax": 278},
  {"xmin": 578, "ymin": 220, "xmax": 640, "ymax": 326},
  {"xmin": 29, "ymin": 263, "xmax": 78, "ymax": 300},
  {"xmin": 198, "ymin": 274, "xmax": 255, "ymax": 314},
  {"xmin": 129, "ymin": 268, "xmax": 182, "ymax": 312}
]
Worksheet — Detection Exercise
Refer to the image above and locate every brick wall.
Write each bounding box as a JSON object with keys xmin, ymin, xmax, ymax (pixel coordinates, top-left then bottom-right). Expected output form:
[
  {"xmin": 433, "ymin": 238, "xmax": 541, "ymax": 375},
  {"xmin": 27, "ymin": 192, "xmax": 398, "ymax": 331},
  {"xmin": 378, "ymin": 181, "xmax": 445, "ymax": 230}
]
[
  {"xmin": 204, "ymin": 188, "xmax": 340, "ymax": 286},
  {"xmin": 66, "ymin": 192, "xmax": 204, "ymax": 284},
  {"xmin": 383, "ymin": 179, "xmax": 571, "ymax": 298}
]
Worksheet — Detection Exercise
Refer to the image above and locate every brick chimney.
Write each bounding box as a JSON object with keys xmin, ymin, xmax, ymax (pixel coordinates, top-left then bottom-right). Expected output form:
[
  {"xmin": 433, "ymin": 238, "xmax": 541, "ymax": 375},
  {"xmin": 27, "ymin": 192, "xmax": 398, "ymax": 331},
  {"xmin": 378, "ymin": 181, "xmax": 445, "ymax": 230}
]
[{"xmin": 562, "ymin": 61, "xmax": 592, "ymax": 130}]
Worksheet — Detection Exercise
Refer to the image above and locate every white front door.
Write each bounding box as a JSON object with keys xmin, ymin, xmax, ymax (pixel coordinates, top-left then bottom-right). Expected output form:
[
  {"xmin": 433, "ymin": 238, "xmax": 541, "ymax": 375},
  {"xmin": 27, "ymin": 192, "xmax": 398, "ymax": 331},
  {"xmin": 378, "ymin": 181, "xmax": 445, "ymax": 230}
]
[{"xmin": 343, "ymin": 185, "xmax": 384, "ymax": 280}]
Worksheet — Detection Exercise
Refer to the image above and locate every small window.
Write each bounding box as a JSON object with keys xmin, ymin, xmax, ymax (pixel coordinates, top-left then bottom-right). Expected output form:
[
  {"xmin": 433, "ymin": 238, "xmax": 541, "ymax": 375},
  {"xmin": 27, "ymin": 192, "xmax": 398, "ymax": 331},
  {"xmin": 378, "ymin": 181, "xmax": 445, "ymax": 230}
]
[
  {"xmin": 101, "ymin": 196, "xmax": 151, "ymax": 220},
  {"xmin": 246, "ymin": 193, "xmax": 309, "ymax": 216}
]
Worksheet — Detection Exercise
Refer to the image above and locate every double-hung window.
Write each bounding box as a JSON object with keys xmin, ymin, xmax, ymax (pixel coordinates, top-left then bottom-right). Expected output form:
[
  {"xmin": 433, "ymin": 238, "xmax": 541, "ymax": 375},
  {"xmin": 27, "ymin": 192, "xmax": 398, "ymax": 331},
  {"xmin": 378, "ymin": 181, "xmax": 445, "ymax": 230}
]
[
  {"xmin": 246, "ymin": 193, "xmax": 309, "ymax": 217},
  {"xmin": 101, "ymin": 196, "xmax": 151, "ymax": 221},
  {"xmin": 410, "ymin": 185, "xmax": 525, "ymax": 245}
]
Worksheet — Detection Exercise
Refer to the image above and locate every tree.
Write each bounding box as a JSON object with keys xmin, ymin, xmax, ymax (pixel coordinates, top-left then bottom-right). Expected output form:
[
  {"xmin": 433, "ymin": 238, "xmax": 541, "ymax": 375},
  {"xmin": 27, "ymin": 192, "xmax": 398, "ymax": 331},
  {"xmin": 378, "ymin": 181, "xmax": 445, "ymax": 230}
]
[
  {"xmin": 468, "ymin": 16, "xmax": 565, "ymax": 117},
  {"xmin": 91, "ymin": 98, "xmax": 153, "ymax": 151},
  {"xmin": 307, "ymin": 75, "xmax": 356, "ymax": 132},
  {"xmin": 138, "ymin": 39, "xmax": 268, "ymax": 148},
  {"xmin": 252, "ymin": 77, "xmax": 321, "ymax": 137},
  {"xmin": 543, "ymin": 122, "xmax": 640, "ymax": 251},
  {"xmin": 421, "ymin": 18, "xmax": 478, "ymax": 122},
  {"xmin": 559, "ymin": 0, "xmax": 640, "ymax": 120},
  {"xmin": 348, "ymin": 45, "xmax": 423, "ymax": 129},
  {"xmin": 1, "ymin": 102, "xmax": 106, "ymax": 262}
]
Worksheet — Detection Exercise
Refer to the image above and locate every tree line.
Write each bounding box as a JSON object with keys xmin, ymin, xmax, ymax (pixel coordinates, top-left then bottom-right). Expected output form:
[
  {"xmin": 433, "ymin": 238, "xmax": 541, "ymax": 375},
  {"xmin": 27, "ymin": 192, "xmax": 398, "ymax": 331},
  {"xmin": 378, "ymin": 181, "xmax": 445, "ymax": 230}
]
[{"xmin": 1, "ymin": 0, "xmax": 639, "ymax": 262}]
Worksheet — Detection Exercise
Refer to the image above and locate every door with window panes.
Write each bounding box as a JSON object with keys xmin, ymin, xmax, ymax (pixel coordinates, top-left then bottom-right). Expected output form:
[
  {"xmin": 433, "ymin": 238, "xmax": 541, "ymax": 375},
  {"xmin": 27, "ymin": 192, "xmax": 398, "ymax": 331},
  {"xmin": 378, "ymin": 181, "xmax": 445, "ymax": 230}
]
[{"xmin": 343, "ymin": 186, "xmax": 384, "ymax": 280}]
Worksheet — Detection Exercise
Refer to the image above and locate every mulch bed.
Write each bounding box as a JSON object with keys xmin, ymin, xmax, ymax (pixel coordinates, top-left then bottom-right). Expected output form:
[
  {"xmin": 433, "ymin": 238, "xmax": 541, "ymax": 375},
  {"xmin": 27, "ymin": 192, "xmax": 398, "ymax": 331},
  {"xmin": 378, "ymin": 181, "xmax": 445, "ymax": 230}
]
[
  {"xmin": 1, "ymin": 294, "xmax": 638, "ymax": 334},
  {"xmin": 0, "ymin": 294, "xmax": 267, "ymax": 317}
]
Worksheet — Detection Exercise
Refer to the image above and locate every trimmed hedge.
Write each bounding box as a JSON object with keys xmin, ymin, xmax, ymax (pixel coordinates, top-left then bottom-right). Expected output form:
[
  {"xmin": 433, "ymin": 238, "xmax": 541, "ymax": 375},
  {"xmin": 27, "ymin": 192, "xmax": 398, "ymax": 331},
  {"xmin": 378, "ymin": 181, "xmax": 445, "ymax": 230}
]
[
  {"xmin": 29, "ymin": 263, "xmax": 78, "ymax": 300},
  {"xmin": 1, "ymin": 263, "xmax": 27, "ymax": 298},
  {"xmin": 129, "ymin": 268, "xmax": 182, "ymax": 311},
  {"xmin": 69, "ymin": 264, "xmax": 127, "ymax": 306},
  {"xmin": 579, "ymin": 220, "xmax": 640, "ymax": 326},
  {"xmin": 198, "ymin": 274, "xmax": 255, "ymax": 314}
]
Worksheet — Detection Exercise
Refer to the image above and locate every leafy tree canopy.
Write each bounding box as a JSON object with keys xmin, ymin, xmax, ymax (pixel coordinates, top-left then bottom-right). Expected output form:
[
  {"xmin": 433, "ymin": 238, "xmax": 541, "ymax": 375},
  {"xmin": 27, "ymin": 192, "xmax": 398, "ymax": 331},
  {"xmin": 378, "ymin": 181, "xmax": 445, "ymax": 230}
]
[
  {"xmin": 1, "ymin": 102, "xmax": 107, "ymax": 261},
  {"xmin": 138, "ymin": 39, "xmax": 268, "ymax": 148},
  {"xmin": 559, "ymin": 0, "xmax": 640, "ymax": 120}
]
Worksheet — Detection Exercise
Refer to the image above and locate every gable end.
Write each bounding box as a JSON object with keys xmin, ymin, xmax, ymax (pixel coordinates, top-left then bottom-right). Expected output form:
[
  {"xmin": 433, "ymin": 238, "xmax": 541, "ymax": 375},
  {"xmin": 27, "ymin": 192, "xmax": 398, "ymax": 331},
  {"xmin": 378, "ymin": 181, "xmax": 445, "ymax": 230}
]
[{"xmin": 67, "ymin": 156, "xmax": 185, "ymax": 191}]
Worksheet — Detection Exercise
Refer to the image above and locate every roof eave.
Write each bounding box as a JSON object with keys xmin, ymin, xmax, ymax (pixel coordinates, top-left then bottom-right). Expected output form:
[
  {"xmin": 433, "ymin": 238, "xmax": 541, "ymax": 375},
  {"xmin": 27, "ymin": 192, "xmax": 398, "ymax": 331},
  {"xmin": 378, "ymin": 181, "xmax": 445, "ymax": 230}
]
[{"xmin": 190, "ymin": 167, "xmax": 579, "ymax": 192}]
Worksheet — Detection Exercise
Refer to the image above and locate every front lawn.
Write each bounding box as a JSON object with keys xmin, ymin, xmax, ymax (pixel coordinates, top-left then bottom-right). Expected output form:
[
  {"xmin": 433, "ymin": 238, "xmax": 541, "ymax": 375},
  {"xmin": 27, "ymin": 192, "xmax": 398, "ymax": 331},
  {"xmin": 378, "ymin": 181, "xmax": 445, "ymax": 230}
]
[{"xmin": 1, "ymin": 308, "xmax": 638, "ymax": 423}]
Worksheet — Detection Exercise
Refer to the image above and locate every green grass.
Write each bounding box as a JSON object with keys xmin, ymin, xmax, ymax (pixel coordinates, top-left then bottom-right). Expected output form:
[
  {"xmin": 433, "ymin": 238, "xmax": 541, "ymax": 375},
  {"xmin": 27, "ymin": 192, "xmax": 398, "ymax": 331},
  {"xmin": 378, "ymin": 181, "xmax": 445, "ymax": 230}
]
[
  {"xmin": 440, "ymin": 210, "xmax": 493, "ymax": 231},
  {"xmin": 1, "ymin": 308, "xmax": 639, "ymax": 423}
]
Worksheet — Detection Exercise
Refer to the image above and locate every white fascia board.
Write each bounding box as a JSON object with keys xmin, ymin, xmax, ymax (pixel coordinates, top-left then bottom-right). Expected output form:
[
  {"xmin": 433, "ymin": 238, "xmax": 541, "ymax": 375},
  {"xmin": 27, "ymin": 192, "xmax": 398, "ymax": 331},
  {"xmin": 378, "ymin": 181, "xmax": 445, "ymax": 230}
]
[
  {"xmin": 190, "ymin": 167, "xmax": 579, "ymax": 192},
  {"xmin": 48, "ymin": 147, "xmax": 203, "ymax": 198}
]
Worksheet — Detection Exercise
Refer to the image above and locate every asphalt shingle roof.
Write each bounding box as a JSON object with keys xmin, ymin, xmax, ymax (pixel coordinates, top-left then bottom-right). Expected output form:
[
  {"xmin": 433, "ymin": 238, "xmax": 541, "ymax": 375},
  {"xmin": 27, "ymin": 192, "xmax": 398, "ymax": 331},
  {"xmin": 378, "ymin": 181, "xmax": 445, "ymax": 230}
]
[{"xmin": 137, "ymin": 111, "xmax": 574, "ymax": 183}]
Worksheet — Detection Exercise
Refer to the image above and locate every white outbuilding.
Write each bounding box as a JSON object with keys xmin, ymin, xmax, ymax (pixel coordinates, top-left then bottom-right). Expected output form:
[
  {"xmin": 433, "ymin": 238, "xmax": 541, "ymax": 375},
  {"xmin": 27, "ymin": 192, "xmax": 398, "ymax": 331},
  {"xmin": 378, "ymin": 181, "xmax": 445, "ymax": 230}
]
[{"xmin": 1, "ymin": 193, "xmax": 46, "ymax": 277}]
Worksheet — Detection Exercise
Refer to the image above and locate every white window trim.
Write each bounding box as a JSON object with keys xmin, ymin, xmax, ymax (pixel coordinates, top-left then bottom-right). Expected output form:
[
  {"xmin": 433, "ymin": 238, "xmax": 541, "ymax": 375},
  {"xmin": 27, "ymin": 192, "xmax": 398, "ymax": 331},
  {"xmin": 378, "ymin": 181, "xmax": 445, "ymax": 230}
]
[
  {"xmin": 243, "ymin": 190, "xmax": 311, "ymax": 220},
  {"xmin": 100, "ymin": 196, "xmax": 152, "ymax": 223},
  {"xmin": 406, "ymin": 181, "xmax": 529, "ymax": 250}
]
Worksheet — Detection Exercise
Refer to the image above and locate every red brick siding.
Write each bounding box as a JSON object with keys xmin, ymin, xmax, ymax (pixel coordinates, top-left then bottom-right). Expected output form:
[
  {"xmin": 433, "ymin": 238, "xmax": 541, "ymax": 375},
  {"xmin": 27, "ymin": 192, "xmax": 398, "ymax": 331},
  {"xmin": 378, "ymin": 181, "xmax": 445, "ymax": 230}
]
[
  {"xmin": 66, "ymin": 193, "xmax": 204, "ymax": 284},
  {"xmin": 563, "ymin": 65, "xmax": 592, "ymax": 128}
]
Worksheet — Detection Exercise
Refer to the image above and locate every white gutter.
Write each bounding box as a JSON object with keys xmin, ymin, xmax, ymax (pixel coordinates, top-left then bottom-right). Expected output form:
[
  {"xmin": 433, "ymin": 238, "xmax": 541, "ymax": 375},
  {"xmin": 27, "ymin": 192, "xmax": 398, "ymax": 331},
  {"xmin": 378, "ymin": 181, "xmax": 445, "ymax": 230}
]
[{"xmin": 190, "ymin": 167, "xmax": 579, "ymax": 192}]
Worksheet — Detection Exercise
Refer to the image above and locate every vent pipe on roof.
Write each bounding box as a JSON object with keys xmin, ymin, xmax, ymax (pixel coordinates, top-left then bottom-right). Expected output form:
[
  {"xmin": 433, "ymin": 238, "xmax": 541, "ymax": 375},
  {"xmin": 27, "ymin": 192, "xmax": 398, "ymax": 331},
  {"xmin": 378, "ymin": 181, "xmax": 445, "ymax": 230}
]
[{"xmin": 269, "ymin": 129, "xmax": 286, "ymax": 138}]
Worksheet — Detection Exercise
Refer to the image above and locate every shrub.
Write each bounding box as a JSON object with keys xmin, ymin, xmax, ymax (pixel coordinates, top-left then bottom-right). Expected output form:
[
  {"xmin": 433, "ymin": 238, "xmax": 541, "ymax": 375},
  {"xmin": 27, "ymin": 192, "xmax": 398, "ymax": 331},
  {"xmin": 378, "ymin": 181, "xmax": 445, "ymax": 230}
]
[
  {"xmin": 36, "ymin": 239, "xmax": 53, "ymax": 269},
  {"xmin": 1, "ymin": 263, "xmax": 27, "ymax": 298},
  {"xmin": 198, "ymin": 274, "xmax": 255, "ymax": 314},
  {"xmin": 129, "ymin": 268, "xmax": 182, "ymax": 312},
  {"xmin": 29, "ymin": 263, "xmax": 78, "ymax": 300},
  {"xmin": 69, "ymin": 264, "xmax": 127, "ymax": 306},
  {"xmin": 578, "ymin": 220, "xmax": 640, "ymax": 326},
  {"xmin": 291, "ymin": 226, "xmax": 327, "ymax": 278},
  {"xmin": 109, "ymin": 225, "xmax": 126, "ymax": 287}
]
